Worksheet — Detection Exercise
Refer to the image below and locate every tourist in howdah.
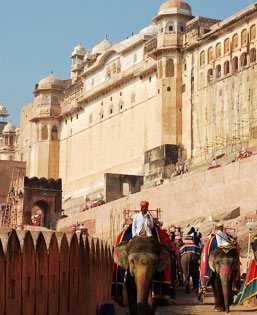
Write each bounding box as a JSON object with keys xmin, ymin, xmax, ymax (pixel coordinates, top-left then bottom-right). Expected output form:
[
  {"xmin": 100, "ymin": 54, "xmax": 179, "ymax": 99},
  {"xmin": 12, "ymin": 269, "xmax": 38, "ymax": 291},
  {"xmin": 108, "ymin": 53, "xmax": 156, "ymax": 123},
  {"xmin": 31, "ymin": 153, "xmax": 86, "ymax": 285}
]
[{"xmin": 132, "ymin": 201, "xmax": 154, "ymax": 237}]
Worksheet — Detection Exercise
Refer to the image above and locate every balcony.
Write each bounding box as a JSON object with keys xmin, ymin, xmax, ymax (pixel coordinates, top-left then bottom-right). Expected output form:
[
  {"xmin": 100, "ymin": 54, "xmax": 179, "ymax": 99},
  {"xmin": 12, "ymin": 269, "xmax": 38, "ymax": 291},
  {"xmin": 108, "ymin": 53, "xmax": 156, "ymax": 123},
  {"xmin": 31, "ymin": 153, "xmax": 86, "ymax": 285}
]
[{"xmin": 144, "ymin": 38, "xmax": 157, "ymax": 54}]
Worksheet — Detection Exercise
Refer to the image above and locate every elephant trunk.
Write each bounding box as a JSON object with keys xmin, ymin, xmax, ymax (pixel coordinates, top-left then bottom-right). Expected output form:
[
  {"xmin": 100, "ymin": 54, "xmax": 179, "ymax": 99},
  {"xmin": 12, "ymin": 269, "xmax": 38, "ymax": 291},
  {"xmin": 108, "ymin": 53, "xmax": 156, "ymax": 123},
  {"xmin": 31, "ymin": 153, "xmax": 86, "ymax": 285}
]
[
  {"xmin": 220, "ymin": 267, "xmax": 232, "ymax": 313},
  {"xmin": 135, "ymin": 271, "xmax": 153, "ymax": 314}
]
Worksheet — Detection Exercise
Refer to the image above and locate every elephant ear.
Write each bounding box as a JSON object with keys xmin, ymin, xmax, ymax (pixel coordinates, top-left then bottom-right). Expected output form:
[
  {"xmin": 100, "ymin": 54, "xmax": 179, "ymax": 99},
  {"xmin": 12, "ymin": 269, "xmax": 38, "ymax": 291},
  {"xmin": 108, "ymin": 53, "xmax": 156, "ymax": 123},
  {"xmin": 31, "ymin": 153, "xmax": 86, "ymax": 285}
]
[
  {"xmin": 113, "ymin": 242, "xmax": 129, "ymax": 270},
  {"xmin": 157, "ymin": 245, "xmax": 171, "ymax": 272}
]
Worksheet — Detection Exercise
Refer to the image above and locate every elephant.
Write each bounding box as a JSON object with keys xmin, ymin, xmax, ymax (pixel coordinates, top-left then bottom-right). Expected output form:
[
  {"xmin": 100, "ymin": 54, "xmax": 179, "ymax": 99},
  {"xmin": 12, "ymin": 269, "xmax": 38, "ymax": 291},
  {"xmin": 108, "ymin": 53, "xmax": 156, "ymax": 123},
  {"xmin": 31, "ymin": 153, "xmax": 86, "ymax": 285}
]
[
  {"xmin": 209, "ymin": 247, "xmax": 240, "ymax": 313},
  {"xmin": 180, "ymin": 251, "xmax": 200, "ymax": 293},
  {"xmin": 113, "ymin": 236, "xmax": 171, "ymax": 315}
]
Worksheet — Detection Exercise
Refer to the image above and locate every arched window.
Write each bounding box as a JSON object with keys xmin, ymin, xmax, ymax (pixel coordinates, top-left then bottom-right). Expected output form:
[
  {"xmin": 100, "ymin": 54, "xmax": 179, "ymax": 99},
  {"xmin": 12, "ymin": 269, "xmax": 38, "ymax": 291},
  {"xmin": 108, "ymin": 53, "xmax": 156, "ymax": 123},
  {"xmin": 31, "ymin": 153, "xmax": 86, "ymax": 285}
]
[
  {"xmin": 232, "ymin": 56, "xmax": 238, "ymax": 71},
  {"xmin": 166, "ymin": 58, "xmax": 174, "ymax": 77},
  {"xmin": 224, "ymin": 38, "xmax": 230, "ymax": 54},
  {"xmin": 52, "ymin": 96, "xmax": 59, "ymax": 105},
  {"xmin": 224, "ymin": 61, "xmax": 230, "ymax": 75},
  {"xmin": 167, "ymin": 86, "xmax": 171, "ymax": 91},
  {"xmin": 99, "ymin": 110, "xmax": 104, "ymax": 120},
  {"xmin": 232, "ymin": 34, "xmax": 238, "ymax": 50},
  {"xmin": 216, "ymin": 65, "xmax": 221, "ymax": 78},
  {"xmin": 207, "ymin": 69, "xmax": 213, "ymax": 83},
  {"xmin": 179, "ymin": 22, "xmax": 185, "ymax": 33},
  {"xmin": 119, "ymin": 101, "xmax": 124, "ymax": 111},
  {"xmin": 250, "ymin": 24, "xmax": 256, "ymax": 41},
  {"xmin": 109, "ymin": 105, "xmax": 114, "ymax": 116},
  {"xmin": 89, "ymin": 114, "xmax": 92, "ymax": 124},
  {"xmin": 51, "ymin": 126, "xmax": 58, "ymax": 140},
  {"xmin": 166, "ymin": 22, "xmax": 174, "ymax": 32},
  {"xmin": 250, "ymin": 48, "xmax": 256, "ymax": 62},
  {"xmin": 42, "ymin": 95, "xmax": 49, "ymax": 104},
  {"xmin": 208, "ymin": 47, "xmax": 213, "ymax": 63},
  {"xmin": 4, "ymin": 136, "xmax": 8, "ymax": 146},
  {"xmin": 159, "ymin": 23, "xmax": 164, "ymax": 33},
  {"xmin": 241, "ymin": 29, "xmax": 247, "ymax": 46},
  {"xmin": 240, "ymin": 52, "xmax": 247, "ymax": 67},
  {"xmin": 182, "ymin": 84, "xmax": 186, "ymax": 93},
  {"xmin": 216, "ymin": 43, "xmax": 221, "ymax": 58},
  {"xmin": 200, "ymin": 51, "xmax": 205, "ymax": 66},
  {"xmin": 41, "ymin": 125, "xmax": 48, "ymax": 140}
]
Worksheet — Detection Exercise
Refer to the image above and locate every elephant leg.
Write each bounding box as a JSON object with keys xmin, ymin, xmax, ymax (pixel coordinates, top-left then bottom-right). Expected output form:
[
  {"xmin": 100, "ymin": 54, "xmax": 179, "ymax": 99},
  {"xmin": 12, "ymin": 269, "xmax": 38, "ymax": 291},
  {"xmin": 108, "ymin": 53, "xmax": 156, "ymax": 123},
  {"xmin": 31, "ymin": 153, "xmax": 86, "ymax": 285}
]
[
  {"xmin": 191, "ymin": 257, "xmax": 200, "ymax": 292},
  {"xmin": 126, "ymin": 273, "xmax": 137, "ymax": 315},
  {"xmin": 210, "ymin": 273, "xmax": 225, "ymax": 312},
  {"xmin": 181, "ymin": 255, "xmax": 190, "ymax": 293},
  {"xmin": 192, "ymin": 274, "xmax": 198, "ymax": 293},
  {"xmin": 184, "ymin": 273, "xmax": 190, "ymax": 293}
]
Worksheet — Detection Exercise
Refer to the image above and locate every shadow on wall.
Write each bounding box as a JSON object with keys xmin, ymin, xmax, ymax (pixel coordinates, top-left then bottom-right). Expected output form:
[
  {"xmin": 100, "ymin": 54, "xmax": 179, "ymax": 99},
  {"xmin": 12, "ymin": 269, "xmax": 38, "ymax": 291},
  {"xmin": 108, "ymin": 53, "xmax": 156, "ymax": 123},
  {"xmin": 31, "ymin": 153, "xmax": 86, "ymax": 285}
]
[{"xmin": 0, "ymin": 229, "xmax": 113, "ymax": 315}]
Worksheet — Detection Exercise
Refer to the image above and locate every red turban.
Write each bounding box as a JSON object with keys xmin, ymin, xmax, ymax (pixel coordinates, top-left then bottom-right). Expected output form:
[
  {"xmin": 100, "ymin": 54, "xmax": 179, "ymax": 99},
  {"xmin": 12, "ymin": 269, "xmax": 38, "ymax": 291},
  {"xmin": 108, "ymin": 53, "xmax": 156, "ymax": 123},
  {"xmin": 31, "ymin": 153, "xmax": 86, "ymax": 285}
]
[{"xmin": 140, "ymin": 201, "xmax": 149, "ymax": 207}]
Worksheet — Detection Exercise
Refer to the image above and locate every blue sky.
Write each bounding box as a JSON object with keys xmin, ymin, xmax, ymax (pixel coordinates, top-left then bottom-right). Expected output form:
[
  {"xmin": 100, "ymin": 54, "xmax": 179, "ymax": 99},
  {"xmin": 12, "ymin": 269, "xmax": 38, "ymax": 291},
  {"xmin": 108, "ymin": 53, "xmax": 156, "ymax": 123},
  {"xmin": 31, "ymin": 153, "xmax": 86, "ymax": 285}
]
[{"xmin": 0, "ymin": 0, "xmax": 256, "ymax": 127}]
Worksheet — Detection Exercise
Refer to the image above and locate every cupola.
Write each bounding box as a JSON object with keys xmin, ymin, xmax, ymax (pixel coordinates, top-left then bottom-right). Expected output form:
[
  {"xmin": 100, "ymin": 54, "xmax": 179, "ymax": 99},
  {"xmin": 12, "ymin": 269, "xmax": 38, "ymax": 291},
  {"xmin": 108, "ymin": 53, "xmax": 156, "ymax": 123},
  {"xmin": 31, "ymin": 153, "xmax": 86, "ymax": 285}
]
[
  {"xmin": 153, "ymin": 0, "xmax": 192, "ymax": 24},
  {"xmin": 92, "ymin": 34, "xmax": 112, "ymax": 55}
]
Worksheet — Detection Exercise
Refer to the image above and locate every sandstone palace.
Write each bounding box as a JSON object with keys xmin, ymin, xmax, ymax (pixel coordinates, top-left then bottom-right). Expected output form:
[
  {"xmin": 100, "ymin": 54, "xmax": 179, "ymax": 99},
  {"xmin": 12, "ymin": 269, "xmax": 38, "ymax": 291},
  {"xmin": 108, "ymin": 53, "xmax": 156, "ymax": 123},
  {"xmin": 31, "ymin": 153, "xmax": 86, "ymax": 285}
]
[{"xmin": 1, "ymin": 0, "xmax": 257, "ymax": 214}]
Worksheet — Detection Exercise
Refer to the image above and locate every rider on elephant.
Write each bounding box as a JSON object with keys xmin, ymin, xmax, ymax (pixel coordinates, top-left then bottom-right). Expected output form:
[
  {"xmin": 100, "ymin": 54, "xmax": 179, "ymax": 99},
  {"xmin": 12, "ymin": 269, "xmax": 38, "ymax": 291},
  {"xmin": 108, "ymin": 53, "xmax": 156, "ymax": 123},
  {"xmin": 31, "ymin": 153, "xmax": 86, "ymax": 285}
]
[
  {"xmin": 179, "ymin": 227, "xmax": 202, "ymax": 293},
  {"xmin": 112, "ymin": 201, "xmax": 177, "ymax": 306},
  {"xmin": 132, "ymin": 201, "xmax": 154, "ymax": 237},
  {"xmin": 198, "ymin": 223, "xmax": 240, "ymax": 312}
]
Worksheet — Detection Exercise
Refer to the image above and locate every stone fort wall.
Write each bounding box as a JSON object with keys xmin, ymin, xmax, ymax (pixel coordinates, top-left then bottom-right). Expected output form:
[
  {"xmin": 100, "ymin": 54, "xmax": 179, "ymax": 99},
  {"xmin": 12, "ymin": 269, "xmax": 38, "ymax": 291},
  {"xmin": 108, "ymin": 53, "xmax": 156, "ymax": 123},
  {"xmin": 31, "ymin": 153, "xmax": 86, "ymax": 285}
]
[
  {"xmin": 0, "ymin": 229, "xmax": 112, "ymax": 315},
  {"xmin": 57, "ymin": 154, "xmax": 257, "ymax": 245}
]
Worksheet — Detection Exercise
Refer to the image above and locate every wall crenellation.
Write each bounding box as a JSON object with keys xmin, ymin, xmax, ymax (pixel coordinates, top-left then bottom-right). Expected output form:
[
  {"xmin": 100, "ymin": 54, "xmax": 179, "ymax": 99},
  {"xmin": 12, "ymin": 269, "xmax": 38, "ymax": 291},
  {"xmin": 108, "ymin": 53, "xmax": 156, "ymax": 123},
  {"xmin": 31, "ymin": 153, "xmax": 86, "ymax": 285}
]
[{"xmin": 0, "ymin": 229, "xmax": 113, "ymax": 315}]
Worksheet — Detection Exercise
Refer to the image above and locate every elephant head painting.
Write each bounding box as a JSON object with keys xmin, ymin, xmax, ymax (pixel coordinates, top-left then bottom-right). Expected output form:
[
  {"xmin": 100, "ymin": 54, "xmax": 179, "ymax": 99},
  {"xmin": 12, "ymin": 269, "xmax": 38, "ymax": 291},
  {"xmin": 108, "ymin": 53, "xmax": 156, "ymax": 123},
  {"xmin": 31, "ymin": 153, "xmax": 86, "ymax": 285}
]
[
  {"xmin": 113, "ymin": 237, "xmax": 171, "ymax": 315},
  {"xmin": 209, "ymin": 247, "xmax": 240, "ymax": 313}
]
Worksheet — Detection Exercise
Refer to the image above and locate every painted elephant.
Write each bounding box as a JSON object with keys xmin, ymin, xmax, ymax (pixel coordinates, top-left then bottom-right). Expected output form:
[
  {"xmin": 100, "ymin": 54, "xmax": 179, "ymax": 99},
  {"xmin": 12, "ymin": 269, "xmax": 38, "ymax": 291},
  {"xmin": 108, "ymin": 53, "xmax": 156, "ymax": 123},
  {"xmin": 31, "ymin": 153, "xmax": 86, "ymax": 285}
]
[
  {"xmin": 180, "ymin": 252, "xmax": 200, "ymax": 293},
  {"xmin": 209, "ymin": 247, "xmax": 240, "ymax": 313},
  {"xmin": 113, "ymin": 236, "xmax": 171, "ymax": 315}
]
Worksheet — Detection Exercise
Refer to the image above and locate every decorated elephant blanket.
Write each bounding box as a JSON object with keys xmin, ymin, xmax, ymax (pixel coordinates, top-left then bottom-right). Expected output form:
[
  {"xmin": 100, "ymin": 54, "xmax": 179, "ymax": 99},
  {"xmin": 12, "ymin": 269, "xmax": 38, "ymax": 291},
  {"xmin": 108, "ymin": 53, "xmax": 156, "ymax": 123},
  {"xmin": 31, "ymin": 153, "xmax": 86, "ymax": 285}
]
[
  {"xmin": 111, "ymin": 224, "xmax": 176, "ymax": 304},
  {"xmin": 198, "ymin": 236, "xmax": 217, "ymax": 302},
  {"xmin": 179, "ymin": 244, "xmax": 201, "ymax": 257},
  {"xmin": 234, "ymin": 259, "xmax": 257, "ymax": 306}
]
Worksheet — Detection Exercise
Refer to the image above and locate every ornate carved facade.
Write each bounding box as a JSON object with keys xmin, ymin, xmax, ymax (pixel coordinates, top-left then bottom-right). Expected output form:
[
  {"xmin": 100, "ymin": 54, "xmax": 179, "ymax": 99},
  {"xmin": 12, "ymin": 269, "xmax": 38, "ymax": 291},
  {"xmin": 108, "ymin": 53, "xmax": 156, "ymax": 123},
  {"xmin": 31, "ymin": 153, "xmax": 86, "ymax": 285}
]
[{"xmin": 8, "ymin": 0, "xmax": 257, "ymax": 214}]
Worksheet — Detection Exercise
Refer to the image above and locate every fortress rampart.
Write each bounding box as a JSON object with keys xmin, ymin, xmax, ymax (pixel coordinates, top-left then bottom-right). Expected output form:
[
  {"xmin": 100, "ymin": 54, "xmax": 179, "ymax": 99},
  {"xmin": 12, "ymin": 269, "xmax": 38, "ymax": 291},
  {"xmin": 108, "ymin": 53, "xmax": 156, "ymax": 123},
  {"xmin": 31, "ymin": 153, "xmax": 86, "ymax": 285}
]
[{"xmin": 57, "ymin": 154, "xmax": 257, "ymax": 244}]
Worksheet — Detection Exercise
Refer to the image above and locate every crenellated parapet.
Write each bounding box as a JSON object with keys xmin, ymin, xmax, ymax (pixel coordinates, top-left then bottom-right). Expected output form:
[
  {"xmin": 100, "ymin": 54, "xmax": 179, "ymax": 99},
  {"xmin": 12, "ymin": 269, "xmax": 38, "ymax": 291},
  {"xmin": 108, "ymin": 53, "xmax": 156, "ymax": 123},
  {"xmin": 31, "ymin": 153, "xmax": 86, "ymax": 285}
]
[
  {"xmin": 24, "ymin": 176, "xmax": 62, "ymax": 191},
  {"xmin": 0, "ymin": 229, "xmax": 113, "ymax": 315}
]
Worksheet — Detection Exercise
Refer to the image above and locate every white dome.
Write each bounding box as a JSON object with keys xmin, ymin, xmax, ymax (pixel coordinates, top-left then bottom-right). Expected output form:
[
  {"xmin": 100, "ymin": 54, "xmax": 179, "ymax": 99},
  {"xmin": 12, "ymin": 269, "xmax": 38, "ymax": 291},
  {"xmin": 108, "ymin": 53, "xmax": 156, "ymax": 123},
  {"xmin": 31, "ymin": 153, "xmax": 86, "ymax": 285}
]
[
  {"xmin": 92, "ymin": 34, "xmax": 112, "ymax": 55},
  {"xmin": 3, "ymin": 121, "xmax": 16, "ymax": 133},
  {"xmin": 37, "ymin": 74, "xmax": 64, "ymax": 90},
  {"xmin": 158, "ymin": 0, "xmax": 191, "ymax": 16},
  {"xmin": 0, "ymin": 103, "xmax": 9, "ymax": 117},
  {"xmin": 71, "ymin": 43, "xmax": 86, "ymax": 58},
  {"xmin": 140, "ymin": 24, "xmax": 158, "ymax": 36}
]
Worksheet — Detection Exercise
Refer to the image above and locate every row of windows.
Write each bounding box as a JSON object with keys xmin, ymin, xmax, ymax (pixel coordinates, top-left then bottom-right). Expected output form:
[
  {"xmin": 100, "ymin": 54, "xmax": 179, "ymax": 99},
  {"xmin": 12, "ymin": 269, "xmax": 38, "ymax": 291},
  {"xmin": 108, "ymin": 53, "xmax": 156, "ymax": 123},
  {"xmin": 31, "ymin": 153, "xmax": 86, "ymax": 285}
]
[
  {"xmin": 200, "ymin": 24, "xmax": 256, "ymax": 66},
  {"xmin": 98, "ymin": 101, "xmax": 125, "ymax": 121},
  {"xmin": 41, "ymin": 125, "xmax": 58, "ymax": 141},
  {"xmin": 205, "ymin": 49, "xmax": 256, "ymax": 83},
  {"xmin": 41, "ymin": 95, "xmax": 59, "ymax": 105},
  {"xmin": 159, "ymin": 21, "xmax": 185, "ymax": 33}
]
